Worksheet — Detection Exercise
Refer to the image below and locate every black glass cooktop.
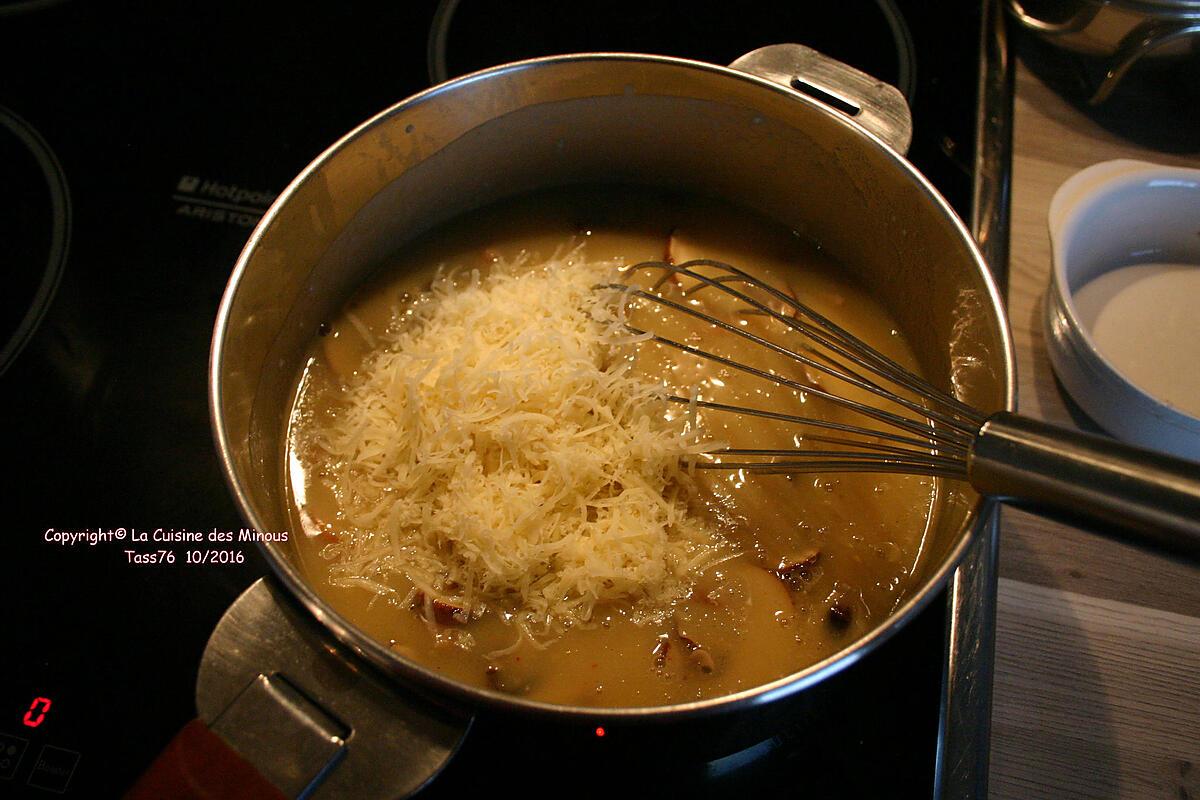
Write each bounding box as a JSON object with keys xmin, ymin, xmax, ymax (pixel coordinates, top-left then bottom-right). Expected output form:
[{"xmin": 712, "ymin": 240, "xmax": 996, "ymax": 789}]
[{"xmin": 0, "ymin": 2, "xmax": 983, "ymax": 796}]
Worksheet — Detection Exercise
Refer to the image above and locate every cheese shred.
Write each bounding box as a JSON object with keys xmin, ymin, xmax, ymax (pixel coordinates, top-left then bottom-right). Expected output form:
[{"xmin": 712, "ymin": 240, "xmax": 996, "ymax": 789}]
[{"xmin": 307, "ymin": 246, "xmax": 727, "ymax": 638}]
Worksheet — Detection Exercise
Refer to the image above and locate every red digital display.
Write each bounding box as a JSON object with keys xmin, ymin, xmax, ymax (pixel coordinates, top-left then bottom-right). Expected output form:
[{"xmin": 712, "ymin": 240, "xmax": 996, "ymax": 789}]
[{"xmin": 22, "ymin": 696, "xmax": 52, "ymax": 728}]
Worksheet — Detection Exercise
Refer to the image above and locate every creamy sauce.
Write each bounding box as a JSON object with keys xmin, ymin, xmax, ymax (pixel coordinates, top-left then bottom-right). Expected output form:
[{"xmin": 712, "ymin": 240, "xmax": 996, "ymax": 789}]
[
  {"xmin": 285, "ymin": 188, "xmax": 938, "ymax": 707},
  {"xmin": 1073, "ymin": 262, "xmax": 1200, "ymax": 417}
]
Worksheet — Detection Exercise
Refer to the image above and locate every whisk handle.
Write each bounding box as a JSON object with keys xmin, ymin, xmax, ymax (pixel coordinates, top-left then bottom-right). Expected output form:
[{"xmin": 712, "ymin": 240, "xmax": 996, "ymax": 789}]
[{"xmin": 968, "ymin": 411, "xmax": 1200, "ymax": 561}]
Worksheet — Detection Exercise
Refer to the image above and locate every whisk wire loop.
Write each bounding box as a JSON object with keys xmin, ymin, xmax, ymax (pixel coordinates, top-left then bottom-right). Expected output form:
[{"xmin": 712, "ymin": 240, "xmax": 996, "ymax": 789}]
[
  {"xmin": 645, "ymin": 259, "xmax": 979, "ymax": 419},
  {"xmin": 627, "ymin": 260, "xmax": 981, "ymax": 425},
  {"xmin": 603, "ymin": 259, "xmax": 987, "ymax": 478},
  {"xmin": 661, "ymin": 396, "xmax": 971, "ymax": 455}
]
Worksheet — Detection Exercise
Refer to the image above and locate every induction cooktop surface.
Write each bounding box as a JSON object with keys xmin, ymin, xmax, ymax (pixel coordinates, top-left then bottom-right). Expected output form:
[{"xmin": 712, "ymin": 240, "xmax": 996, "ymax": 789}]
[{"xmin": 0, "ymin": 2, "xmax": 985, "ymax": 796}]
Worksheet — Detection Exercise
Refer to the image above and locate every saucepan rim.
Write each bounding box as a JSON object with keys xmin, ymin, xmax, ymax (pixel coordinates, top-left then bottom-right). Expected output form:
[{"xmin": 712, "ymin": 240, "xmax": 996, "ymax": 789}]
[{"xmin": 209, "ymin": 49, "xmax": 1015, "ymax": 721}]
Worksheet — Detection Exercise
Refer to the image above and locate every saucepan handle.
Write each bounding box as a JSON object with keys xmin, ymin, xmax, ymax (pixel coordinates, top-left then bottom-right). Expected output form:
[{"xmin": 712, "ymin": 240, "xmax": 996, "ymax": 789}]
[
  {"xmin": 1090, "ymin": 20, "xmax": 1200, "ymax": 105},
  {"xmin": 729, "ymin": 43, "xmax": 913, "ymax": 154},
  {"xmin": 125, "ymin": 579, "xmax": 470, "ymax": 798},
  {"xmin": 1006, "ymin": 0, "xmax": 1101, "ymax": 36},
  {"xmin": 125, "ymin": 718, "xmax": 286, "ymax": 800},
  {"xmin": 968, "ymin": 410, "xmax": 1200, "ymax": 560}
]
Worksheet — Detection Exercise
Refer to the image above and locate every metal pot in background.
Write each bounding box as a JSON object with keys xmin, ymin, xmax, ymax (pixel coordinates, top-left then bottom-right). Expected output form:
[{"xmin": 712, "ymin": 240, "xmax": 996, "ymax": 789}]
[{"xmin": 1008, "ymin": 0, "xmax": 1200, "ymax": 103}]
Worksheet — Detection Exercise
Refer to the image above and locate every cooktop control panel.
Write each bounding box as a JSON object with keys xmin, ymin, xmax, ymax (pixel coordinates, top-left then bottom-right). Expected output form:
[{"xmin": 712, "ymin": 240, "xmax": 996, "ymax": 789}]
[{"xmin": 4, "ymin": 692, "xmax": 80, "ymax": 794}]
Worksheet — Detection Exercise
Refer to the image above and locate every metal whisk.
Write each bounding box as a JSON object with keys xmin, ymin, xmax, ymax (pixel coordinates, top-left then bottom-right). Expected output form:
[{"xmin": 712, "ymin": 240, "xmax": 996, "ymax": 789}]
[{"xmin": 603, "ymin": 259, "xmax": 1200, "ymax": 560}]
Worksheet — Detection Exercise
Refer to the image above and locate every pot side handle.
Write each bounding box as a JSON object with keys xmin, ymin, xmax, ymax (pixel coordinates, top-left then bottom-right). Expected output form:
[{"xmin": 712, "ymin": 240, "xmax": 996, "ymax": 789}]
[
  {"xmin": 1006, "ymin": 0, "xmax": 1101, "ymax": 36},
  {"xmin": 125, "ymin": 718, "xmax": 287, "ymax": 800},
  {"xmin": 193, "ymin": 579, "xmax": 471, "ymax": 798},
  {"xmin": 729, "ymin": 44, "xmax": 913, "ymax": 154},
  {"xmin": 969, "ymin": 411, "xmax": 1200, "ymax": 561},
  {"xmin": 1089, "ymin": 19, "xmax": 1200, "ymax": 105},
  {"xmin": 126, "ymin": 672, "xmax": 348, "ymax": 799}
]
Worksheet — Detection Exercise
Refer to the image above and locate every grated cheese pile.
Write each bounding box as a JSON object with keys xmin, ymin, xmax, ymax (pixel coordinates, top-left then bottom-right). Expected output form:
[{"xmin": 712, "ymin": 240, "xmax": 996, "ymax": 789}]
[{"xmin": 309, "ymin": 247, "xmax": 727, "ymax": 639}]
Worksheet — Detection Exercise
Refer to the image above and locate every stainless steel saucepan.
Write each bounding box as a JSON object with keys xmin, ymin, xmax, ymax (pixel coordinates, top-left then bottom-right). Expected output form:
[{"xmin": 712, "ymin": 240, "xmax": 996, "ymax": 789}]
[{"xmin": 182, "ymin": 45, "xmax": 1011, "ymax": 798}]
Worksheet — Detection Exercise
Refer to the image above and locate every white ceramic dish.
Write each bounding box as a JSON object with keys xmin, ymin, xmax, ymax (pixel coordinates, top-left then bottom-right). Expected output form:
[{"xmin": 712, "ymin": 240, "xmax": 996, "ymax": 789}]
[{"xmin": 1045, "ymin": 158, "xmax": 1200, "ymax": 460}]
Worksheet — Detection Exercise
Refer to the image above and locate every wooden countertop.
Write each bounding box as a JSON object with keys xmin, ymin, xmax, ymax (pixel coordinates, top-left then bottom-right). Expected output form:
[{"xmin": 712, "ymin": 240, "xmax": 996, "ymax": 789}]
[{"xmin": 988, "ymin": 60, "xmax": 1200, "ymax": 799}]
